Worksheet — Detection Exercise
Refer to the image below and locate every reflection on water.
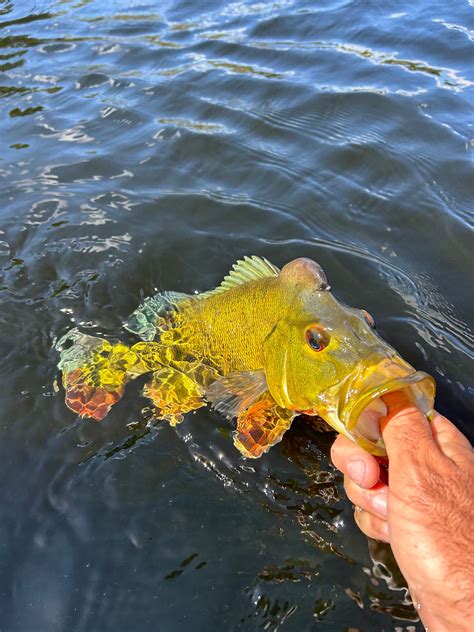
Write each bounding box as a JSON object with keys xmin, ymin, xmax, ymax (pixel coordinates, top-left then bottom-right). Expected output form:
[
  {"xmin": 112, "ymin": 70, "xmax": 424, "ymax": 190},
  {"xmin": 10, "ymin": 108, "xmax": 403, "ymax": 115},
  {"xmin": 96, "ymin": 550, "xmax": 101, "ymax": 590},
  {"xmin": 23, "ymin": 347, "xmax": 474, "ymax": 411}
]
[{"xmin": 0, "ymin": 0, "xmax": 473, "ymax": 630}]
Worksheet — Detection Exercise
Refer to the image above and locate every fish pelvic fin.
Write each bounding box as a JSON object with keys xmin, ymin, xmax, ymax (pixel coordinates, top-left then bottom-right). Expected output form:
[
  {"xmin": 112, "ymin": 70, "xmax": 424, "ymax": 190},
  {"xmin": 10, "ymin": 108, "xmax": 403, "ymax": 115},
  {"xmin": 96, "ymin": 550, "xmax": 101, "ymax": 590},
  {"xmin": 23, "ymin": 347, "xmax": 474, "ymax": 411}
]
[
  {"xmin": 56, "ymin": 328, "xmax": 153, "ymax": 421},
  {"xmin": 205, "ymin": 369, "xmax": 268, "ymax": 419},
  {"xmin": 234, "ymin": 399, "xmax": 295, "ymax": 458},
  {"xmin": 124, "ymin": 291, "xmax": 192, "ymax": 341}
]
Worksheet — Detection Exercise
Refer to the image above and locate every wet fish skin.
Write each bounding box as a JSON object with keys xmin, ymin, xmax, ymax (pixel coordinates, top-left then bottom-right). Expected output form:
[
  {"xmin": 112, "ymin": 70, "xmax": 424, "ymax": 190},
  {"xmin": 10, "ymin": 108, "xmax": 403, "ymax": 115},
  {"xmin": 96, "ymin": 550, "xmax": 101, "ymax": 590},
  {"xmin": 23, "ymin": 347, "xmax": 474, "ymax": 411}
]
[{"xmin": 56, "ymin": 256, "xmax": 435, "ymax": 457}]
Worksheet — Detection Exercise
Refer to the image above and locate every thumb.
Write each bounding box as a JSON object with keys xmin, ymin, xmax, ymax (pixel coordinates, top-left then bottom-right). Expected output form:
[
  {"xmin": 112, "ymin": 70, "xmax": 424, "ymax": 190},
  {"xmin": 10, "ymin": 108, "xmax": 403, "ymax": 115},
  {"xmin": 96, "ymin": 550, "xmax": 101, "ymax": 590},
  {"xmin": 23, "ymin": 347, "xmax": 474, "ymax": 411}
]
[
  {"xmin": 380, "ymin": 391, "xmax": 436, "ymax": 470},
  {"xmin": 429, "ymin": 412, "xmax": 473, "ymax": 465}
]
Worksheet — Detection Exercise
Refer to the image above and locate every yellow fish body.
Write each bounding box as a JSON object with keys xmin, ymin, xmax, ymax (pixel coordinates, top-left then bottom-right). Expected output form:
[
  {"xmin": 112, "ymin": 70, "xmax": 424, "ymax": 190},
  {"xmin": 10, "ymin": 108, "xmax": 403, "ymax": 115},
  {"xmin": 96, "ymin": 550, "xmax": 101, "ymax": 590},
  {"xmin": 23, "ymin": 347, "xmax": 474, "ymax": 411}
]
[{"xmin": 56, "ymin": 256, "xmax": 435, "ymax": 457}]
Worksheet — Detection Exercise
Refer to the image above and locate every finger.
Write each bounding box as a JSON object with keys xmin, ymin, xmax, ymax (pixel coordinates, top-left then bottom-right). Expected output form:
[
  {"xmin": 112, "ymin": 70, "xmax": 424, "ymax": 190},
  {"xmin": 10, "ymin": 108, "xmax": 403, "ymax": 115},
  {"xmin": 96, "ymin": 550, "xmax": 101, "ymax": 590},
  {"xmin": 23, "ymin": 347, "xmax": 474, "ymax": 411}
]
[
  {"xmin": 380, "ymin": 390, "xmax": 436, "ymax": 470},
  {"xmin": 344, "ymin": 476, "xmax": 388, "ymax": 519},
  {"xmin": 380, "ymin": 390, "xmax": 413, "ymax": 421},
  {"xmin": 331, "ymin": 434, "xmax": 381, "ymax": 488},
  {"xmin": 430, "ymin": 411, "xmax": 473, "ymax": 464},
  {"xmin": 353, "ymin": 506, "xmax": 390, "ymax": 543}
]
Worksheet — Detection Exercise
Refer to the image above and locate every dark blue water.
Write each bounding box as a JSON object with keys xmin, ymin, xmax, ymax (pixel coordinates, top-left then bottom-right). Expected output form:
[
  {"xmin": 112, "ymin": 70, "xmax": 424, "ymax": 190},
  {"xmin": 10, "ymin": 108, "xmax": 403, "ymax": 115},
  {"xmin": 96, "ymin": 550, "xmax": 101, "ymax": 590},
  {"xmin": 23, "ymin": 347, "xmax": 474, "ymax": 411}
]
[{"xmin": 1, "ymin": 1, "xmax": 473, "ymax": 630}]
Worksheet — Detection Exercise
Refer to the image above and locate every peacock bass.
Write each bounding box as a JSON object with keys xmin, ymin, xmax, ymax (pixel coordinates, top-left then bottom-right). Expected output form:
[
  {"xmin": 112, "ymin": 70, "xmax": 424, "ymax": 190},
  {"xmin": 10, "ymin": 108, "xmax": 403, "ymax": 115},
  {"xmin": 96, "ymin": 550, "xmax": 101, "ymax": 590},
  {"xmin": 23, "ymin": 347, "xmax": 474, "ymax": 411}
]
[{"xmin": 56, "ymin": 256, "xmax": 435, "ymax": 457}]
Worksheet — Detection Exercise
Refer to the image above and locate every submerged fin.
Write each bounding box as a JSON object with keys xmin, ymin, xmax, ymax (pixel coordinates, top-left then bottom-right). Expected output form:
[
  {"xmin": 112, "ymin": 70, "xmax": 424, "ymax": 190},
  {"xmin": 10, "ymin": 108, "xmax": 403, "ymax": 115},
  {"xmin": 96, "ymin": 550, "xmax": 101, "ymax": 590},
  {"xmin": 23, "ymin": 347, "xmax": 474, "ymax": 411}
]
[
  {"xmin": 124, "ymin": 290, "xmax": 191, "ymax": 341},
  {"xmin": 206, "ymin": 369, "xmax": 268, "ymax": 419},
  {"xmin": 234, "ymin": 399, "xmax": 295, "ymax": 458},
  {"xmin": 143, "ymin": 366, "xmax": 206, "ymax": 427},
  {"xmin": 56, "ymin": 329, "xmax": 131, "ymax": 420},
  {"xmin": 56, "ymin": 328, "xmax": 153, "ymax": 421}
]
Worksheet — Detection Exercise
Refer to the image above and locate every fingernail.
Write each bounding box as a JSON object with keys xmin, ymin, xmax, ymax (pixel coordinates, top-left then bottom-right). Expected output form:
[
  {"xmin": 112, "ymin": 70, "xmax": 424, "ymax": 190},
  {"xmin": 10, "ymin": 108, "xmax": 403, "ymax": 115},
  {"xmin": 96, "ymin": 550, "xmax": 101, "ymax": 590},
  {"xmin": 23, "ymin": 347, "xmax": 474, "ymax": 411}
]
[
  {"xmin": 372, "ymin": 493, "xmax": 388, "ymax": 518},
  {"xmin": 347, "ymin": 460, "xmax": 367, "ymax": 486},
  {"xmin": 380, "ymin": 520, "xmax": 390, "ymax": 540}
]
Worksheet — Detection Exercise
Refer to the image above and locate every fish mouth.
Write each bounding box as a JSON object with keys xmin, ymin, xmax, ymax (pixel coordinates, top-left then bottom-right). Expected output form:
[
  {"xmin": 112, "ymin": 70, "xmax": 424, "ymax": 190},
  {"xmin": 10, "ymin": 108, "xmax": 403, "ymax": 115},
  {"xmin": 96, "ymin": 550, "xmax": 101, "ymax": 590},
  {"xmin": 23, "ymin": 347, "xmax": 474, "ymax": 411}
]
[{"xmin": 338, "ymin": 357, "xmax": 436, "ymax": 456}]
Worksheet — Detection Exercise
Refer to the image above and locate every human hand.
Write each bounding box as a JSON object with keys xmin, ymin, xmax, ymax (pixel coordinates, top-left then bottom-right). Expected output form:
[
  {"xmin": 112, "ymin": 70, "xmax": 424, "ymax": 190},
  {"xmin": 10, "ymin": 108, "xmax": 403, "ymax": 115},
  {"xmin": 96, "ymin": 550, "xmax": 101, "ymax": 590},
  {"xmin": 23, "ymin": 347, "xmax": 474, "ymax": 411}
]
[{"xmin": 331, "ymin": 391, "xmax": 474, "ymax": 632}]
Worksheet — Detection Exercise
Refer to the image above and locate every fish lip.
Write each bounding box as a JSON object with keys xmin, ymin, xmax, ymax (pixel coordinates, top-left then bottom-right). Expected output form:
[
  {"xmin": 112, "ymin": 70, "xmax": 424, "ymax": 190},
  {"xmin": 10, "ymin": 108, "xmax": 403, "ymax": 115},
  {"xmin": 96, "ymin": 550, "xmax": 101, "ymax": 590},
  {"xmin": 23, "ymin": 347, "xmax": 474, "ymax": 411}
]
[
  {"xmin": 343, "ymin": 370, "xmax": 435, "ymax": 432},
  {"xmin": 299, "ymin": 360, "xmax": 436, "ymax": 455},
  {"xmin": 332, "ymin": 356, "xmax": 436, "ymax": 455}
]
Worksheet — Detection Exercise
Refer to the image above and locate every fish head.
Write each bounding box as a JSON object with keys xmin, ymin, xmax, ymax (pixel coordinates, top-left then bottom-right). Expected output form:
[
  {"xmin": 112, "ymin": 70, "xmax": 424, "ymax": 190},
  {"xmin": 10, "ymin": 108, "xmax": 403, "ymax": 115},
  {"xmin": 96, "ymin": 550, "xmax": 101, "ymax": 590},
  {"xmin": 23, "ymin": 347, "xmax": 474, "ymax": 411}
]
[{"xmin": 263, "ymin": 258, "xmax": 435, "ymax": 456}]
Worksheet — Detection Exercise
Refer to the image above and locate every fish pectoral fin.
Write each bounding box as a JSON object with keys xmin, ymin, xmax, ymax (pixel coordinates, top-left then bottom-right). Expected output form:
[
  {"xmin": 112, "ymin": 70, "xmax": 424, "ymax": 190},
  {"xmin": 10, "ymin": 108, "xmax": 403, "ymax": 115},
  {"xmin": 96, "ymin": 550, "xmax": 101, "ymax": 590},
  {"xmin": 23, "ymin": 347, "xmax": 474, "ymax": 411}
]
[
  {"xmin": 234, "ymin": 399, "xmax": 295, "ymax": 459},
  {"xmin": 205, "ymin": 369, "xmax": 268, "ymax": 420},
  {"xmin": 124, "ymin": 291, "xmax": 192, "ymax": 341},
  {"xmin": 143, "ymin": 366, "xmax": 205, "ymax": 427}
]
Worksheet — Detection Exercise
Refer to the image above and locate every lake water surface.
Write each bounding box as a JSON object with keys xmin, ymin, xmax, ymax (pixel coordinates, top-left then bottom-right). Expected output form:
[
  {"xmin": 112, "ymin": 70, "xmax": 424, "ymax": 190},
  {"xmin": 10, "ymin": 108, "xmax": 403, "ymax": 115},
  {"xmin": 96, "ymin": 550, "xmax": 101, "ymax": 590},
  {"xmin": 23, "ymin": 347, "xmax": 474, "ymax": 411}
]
[{"xmin": 1, "ymin": 1, "xmax": 473, "ymax": 630}]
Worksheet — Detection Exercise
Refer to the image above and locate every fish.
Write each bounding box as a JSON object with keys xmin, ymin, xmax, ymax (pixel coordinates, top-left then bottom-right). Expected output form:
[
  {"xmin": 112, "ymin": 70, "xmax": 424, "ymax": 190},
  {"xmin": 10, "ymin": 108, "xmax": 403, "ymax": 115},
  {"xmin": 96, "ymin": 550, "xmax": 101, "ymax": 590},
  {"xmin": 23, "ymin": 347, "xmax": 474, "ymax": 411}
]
[{"xmin": 55, "ymin": 256, "xmax": 435, "ymax": 457}]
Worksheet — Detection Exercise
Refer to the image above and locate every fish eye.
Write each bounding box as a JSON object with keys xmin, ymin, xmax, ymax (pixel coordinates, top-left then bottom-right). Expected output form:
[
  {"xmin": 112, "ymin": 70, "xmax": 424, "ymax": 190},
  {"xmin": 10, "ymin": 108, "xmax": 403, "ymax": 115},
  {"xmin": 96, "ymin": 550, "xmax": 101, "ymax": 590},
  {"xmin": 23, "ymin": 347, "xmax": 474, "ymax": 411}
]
[
  {"xmin": 361, "ymin": 309, "xmax": 376, "ymax": 329},
  {"xmin": 305, "ymin": 326, "xmax": 329, "ymax": 352}
]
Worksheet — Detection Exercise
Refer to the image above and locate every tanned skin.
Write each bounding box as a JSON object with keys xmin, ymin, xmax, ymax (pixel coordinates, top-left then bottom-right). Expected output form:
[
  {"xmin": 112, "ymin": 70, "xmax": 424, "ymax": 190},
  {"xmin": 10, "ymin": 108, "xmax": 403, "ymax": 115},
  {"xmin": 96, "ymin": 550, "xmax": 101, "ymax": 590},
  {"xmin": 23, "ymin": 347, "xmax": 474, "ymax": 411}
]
[{"xmin": 331, "ymin": 391, "xmax": 474, "ymax": 632}]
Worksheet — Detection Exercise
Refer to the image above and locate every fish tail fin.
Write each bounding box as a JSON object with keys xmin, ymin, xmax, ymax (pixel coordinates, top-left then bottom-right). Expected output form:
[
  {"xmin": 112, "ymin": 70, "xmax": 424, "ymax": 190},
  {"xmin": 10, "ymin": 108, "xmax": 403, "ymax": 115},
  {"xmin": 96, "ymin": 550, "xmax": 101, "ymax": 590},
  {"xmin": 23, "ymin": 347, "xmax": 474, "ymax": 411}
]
[{"xmin": 56, "ymin": 328, "xmax": 139, "ymax": 421}]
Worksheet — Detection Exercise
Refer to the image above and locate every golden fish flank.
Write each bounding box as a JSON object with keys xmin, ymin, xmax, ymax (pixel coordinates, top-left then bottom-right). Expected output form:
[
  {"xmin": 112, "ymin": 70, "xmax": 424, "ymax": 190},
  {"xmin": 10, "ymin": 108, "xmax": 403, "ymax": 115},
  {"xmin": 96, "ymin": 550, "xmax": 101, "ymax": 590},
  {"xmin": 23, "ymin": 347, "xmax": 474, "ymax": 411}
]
[{"xmin": 56, "ymin": 256, "xmax": 435, "ymax": 457}]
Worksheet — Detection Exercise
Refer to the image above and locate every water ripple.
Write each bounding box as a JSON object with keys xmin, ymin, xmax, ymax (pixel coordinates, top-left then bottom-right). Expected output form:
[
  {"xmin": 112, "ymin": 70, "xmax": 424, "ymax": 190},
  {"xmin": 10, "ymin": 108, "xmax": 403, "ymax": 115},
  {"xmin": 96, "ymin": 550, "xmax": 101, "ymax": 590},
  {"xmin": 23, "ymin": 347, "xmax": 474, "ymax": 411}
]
[
  {"xmin": 248, "ymin": 39, "xmax": 474, "ymax": 91},
  {"xmin": 1, "ymin": 1, "xmax": 473, "ymax": 630}
]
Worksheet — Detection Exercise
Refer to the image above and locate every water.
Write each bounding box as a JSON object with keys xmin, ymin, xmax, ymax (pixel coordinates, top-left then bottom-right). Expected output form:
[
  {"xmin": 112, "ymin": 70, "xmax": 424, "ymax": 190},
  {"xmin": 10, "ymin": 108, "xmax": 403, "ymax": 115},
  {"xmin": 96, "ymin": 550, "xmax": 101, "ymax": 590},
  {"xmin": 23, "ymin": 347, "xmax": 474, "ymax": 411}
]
[{"xmin": 1, "ymin": 1, "xmax": 473, "ymax": 630}]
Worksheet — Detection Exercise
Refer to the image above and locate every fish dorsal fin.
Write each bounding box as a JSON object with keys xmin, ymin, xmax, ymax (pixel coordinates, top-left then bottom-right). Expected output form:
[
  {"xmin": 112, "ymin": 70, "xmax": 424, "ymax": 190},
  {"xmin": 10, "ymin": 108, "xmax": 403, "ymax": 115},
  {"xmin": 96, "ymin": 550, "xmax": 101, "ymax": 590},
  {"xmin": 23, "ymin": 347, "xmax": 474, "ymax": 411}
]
[
  {"xmin": 198, "ymin": 257, "xmax": 279, "ymax": 300},
  {"xmin": 124, "ymin": 291, "xmax": 191, "ymax": 341},
  {"xmin": 206, "ymin": 370, "xmax": 268, "ymax": 419},
  {"xmin": 220, "ymin": 256, "xmax": 279, "ymax": 291}
]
